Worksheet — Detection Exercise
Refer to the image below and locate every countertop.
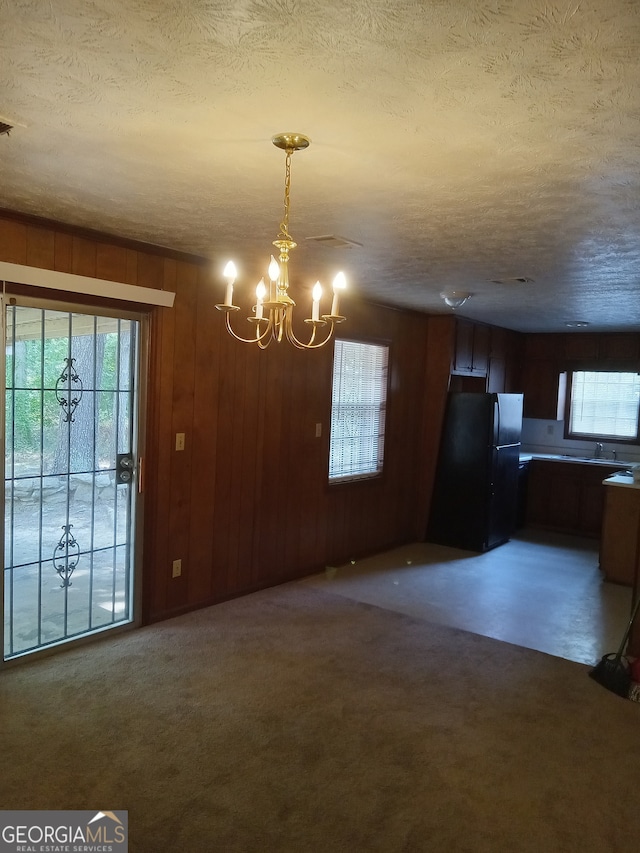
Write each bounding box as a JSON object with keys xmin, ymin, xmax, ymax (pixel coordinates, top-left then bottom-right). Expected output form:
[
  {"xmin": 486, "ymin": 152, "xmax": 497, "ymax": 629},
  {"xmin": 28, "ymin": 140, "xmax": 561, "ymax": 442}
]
[
  {"xmin": 519, "ymin": 452, "xmax": 633, "ymax": 468},
  {"xmin": 603, "ymin": 472, "xmax": 640, "ymax": 489}
]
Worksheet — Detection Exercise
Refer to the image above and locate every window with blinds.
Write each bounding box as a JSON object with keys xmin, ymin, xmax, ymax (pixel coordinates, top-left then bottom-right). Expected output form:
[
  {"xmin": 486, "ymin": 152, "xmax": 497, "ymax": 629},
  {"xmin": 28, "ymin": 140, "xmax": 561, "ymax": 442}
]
[
  {"xmin": 568, "ymin": 371, "xmax": 640, "ymax": 440},
  {"xmin": 329, "ymin": 339, "xmax": 389, "ymax": 482}
]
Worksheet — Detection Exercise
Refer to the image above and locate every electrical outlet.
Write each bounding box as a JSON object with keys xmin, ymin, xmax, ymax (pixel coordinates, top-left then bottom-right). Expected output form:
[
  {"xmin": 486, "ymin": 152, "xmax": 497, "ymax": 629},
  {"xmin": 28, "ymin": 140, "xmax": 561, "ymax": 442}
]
[
  {"xmin": 175, "ymin": 432, "xmax": 185, "ymax": 451},
  {"xmin": 546, "ymin": 424, "xmax": 554, "ymax": 436},
  {"xmin": 172, "ymin": 559, "xmax": 182, "ymax": 578},
  {"xmin": 315, "ymin": 423, "xmax": 322, "ymax": 438}
]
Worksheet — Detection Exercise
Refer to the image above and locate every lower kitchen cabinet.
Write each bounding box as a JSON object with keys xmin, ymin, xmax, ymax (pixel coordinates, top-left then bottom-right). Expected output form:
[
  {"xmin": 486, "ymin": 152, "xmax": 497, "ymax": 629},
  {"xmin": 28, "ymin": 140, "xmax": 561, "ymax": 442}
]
[
  {"xmin": 599, "ymin": 481, "xmax": 640, "ymax": 585},
  {"xmin": 526, "ymin": 460, "xmax": 626, "ymax": 537}
]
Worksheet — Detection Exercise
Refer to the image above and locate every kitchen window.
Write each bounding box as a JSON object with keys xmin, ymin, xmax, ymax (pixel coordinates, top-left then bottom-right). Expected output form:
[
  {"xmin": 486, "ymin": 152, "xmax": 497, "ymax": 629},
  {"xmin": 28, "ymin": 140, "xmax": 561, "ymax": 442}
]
[
  {"xmin": 566, "ymin": 370, "xmax": 640, "ymax": 442},
  {"xmin": 329, "ymin": 339, "xmax": 389, "ymax": 482}
]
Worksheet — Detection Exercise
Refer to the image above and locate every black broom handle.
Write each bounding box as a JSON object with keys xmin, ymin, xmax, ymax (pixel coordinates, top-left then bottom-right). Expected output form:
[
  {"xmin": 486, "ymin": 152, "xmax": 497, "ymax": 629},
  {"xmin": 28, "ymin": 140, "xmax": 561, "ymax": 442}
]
[{"xmin": 615, "ymin": 594, "xmax": 640, "ymax": 660}]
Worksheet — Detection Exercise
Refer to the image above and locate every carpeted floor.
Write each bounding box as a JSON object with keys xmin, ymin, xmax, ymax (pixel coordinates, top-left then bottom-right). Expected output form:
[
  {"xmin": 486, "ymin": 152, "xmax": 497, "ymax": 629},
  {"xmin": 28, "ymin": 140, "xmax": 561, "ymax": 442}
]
[{"xmin": 1, "ymin": 582, "xmax": 639, "ymax": 852}]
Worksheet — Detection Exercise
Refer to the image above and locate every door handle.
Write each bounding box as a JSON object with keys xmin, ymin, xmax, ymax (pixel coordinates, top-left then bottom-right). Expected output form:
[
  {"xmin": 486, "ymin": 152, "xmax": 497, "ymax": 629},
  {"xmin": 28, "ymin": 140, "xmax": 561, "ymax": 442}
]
[{"xmin": 116, "ymin": 453, "xmax": 135, "ymax": 484}]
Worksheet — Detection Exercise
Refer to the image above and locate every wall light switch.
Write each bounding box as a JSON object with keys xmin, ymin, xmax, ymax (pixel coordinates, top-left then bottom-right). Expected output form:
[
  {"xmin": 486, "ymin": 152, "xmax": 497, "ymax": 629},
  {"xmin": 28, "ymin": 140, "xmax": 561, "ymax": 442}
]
[
  {"xmin": 315, "ymin": 423, "xmax": 322, "ymax": 438},
  {"xmin": 175, "ymin": 432, "xmax": 185, "ymax": 451}
]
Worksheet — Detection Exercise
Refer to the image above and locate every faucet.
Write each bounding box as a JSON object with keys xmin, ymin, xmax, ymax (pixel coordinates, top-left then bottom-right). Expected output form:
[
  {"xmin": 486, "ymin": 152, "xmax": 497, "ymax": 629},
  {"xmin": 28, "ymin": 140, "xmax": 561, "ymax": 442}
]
[{"xmin": 594, "ymin": 443, "xmax": 617, "ymax": 460}]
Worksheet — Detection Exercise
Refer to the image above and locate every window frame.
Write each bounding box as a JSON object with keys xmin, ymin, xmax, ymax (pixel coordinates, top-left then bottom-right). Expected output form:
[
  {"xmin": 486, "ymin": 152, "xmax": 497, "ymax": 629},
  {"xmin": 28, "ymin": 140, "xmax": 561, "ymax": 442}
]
[
  {"xmin": 563, "ymin": 368, "xmax": 640, "ymax": 444},
  {"xmin": 328, "ymin": 336, "xmax": 391, "ymax": 485}
]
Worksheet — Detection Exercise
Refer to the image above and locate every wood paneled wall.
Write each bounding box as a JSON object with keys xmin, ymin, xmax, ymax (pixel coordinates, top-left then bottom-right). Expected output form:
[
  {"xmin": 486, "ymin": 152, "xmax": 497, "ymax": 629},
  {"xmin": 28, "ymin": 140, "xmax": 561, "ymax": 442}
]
[{"xmin": 0, "ymin": 212, "xmax": 436, "ymax": 623}]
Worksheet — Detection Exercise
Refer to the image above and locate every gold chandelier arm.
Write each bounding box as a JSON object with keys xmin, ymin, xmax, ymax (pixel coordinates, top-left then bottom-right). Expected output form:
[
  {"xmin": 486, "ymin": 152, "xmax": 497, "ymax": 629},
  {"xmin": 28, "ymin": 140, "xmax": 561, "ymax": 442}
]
[
  {"xmin": 283, "ymin": 309, "xmax": 340, "ymax": 350},
  {"xmin": 224, "ymin": 311, "xmax": 273, "ymax": 345},
  {"xmin": 286, "ymin": 325, "xmax": 334, "ymax": 350}
]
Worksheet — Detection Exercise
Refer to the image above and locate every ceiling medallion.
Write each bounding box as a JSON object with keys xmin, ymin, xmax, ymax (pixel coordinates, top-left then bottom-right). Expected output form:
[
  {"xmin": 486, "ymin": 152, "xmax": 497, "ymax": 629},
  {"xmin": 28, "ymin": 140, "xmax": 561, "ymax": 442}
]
[{"xmin": 216, "ymin": 133, "xmax": 347, "ymax": 350}]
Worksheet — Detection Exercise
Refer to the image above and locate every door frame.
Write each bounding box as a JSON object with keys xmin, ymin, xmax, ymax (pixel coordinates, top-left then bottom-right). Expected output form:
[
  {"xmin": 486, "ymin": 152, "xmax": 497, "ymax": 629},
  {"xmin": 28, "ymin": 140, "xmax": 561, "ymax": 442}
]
[{"xmin": 0, "ymin": 291, "xmax": 151, "ymax": 667}]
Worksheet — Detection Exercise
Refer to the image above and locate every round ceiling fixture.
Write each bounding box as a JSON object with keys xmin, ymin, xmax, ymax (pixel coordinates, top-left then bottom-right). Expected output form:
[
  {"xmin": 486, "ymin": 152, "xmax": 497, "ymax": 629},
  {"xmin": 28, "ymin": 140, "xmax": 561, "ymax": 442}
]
[{"xmin": 441, "ymin": 291, "xmax": 471, "ymax": 309}]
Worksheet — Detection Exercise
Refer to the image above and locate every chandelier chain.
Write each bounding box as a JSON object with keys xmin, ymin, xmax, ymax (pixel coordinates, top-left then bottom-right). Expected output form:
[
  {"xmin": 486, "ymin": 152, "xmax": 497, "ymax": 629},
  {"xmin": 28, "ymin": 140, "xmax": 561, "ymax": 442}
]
[{"xmin": 278, "ymin": 149, "xmax": 293, "ymax": 241}]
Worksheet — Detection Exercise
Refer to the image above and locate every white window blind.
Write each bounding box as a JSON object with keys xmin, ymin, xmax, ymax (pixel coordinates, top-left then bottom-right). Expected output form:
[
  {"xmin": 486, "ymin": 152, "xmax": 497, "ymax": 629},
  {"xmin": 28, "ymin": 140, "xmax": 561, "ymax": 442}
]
[
  {"xmin": 569, "ymin": 371, "xmax": 640, "ymax": 439},
  {"xmin": 329, "ymin": 339, "xmax": 389, "ymax": 481}
]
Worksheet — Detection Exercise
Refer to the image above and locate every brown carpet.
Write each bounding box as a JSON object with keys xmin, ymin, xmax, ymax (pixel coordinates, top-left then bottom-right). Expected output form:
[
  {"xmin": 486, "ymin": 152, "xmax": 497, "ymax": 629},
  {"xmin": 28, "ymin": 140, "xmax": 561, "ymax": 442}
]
[{"xmin": 1, "ymin": 583, "xmax": 639, "ymax": 852}]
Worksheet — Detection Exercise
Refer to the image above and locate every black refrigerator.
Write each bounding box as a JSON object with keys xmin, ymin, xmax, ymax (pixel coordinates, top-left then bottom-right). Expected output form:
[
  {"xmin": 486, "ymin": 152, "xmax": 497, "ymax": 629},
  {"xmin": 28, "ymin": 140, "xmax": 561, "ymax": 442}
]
[{"xmin": 427, "ymin": 392, "xmax": 523, "ymax": 552}]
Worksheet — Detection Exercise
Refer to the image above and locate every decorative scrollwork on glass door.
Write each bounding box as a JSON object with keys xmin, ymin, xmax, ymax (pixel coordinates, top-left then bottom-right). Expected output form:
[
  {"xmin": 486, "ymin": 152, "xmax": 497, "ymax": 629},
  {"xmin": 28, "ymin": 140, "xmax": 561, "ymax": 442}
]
[
  {"xmin": 54, "ymin": 357, "xmax": 83, "ymax": 422},
  {"xmin": 52, "ymin": 524, "xmax": 80, "ymax": 589}
]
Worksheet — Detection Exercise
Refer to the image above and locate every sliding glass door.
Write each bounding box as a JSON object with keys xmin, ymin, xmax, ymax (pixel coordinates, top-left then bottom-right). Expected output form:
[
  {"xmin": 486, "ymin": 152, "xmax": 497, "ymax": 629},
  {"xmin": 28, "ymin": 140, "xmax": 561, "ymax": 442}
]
[{"xmin": 2, "ymin": 298, "xmax": 144, "ymax": 661}]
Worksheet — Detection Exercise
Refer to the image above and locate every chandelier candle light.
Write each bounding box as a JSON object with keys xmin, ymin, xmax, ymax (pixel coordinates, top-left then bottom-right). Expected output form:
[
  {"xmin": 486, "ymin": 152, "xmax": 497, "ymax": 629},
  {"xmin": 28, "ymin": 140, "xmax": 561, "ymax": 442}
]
[{"xmin": 216, "ymin": 133, "xmax": 347, "ymax": 349}]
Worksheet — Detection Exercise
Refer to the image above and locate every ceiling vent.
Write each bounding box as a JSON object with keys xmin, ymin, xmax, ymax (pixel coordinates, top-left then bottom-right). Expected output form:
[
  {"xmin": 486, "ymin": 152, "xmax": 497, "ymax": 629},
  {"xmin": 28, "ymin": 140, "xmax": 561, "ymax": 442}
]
[
  {"xmin": 305, "ymin": 235, "xmax": 363, "ymax": 249},
  {"xmin": 489, "ymin": 277, "xmax": 534, "ymax": 285},
  {"xmin": 0, "ymin": 121, "xmax": 13, "ymax": 136}
]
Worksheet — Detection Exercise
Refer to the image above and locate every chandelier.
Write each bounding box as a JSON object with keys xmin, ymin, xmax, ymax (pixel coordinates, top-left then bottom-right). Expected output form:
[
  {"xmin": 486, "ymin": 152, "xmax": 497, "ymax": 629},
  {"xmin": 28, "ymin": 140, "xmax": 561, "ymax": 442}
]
[{"xmin": 216, "ymin": 133, "xmax": 347, "ymax": 349}]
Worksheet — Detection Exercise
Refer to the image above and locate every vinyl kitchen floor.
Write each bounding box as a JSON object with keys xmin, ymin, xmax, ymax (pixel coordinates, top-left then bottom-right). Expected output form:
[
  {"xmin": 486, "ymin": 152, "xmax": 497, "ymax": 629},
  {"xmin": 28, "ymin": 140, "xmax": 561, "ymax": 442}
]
[{"xmin": 301, "ymin": 528, "xmax": 634, "ymax": 666}]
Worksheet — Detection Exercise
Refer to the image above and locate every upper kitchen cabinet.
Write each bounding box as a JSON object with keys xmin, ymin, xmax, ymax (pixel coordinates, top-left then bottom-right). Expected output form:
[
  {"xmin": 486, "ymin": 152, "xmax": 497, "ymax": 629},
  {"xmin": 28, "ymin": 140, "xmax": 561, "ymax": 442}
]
[
  {"xmin": 448, "ymin": 319, "xmax": 522, "ymax": 394},
  {"xmin": 520, "ymin": 334, "xmax": 566, "ymax": 420},
  {"xmin": 488, "ymin": 326, "xmax": 522, "ymax": 394},
  {"xmin": 452, "ymin": 319, "xmax": 490, "ymax": 376},
  {"xmin": 600, "ymin": 334, "xmax": 640, "ymax": 362},
  {"xmin": 564, "ymin": 332, "xmax": 640, "ymax": 366},
  {"xmin": 563, "ymin": 334, "xmax": 600, "ymax": 362},
  {"xmin": 519, "ymin": 331, "xmax": 640, "ymax": 419}
]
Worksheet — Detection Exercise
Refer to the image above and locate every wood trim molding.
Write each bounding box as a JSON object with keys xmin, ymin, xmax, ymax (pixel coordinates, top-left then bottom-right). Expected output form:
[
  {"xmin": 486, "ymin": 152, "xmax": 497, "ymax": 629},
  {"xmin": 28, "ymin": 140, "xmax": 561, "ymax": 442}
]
[{"xmin": 0, "ymin": 261, "xmax": 175, "ymax": 308}]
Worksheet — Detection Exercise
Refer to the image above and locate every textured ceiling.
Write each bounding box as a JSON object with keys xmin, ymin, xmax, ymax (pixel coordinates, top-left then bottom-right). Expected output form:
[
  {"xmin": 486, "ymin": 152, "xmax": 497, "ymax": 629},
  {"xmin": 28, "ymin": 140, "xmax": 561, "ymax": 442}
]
[{"xmin": 2, "ymin": 0, "xmax": 640, "ymax": 332}]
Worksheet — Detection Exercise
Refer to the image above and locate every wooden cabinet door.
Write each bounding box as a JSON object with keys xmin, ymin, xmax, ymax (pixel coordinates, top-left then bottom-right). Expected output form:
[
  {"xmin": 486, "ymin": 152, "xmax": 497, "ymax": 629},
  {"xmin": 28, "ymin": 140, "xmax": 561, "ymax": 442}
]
[
  {"xmin": 503, "ymin": 330, "xmax": 522, "ymax": 393},
  {"xmin": 547, "ymin": 464, "xmax": 581, "ymax": 532},
  {"xmin": 564, "ymin": 334, "xmax": 599, "ymax": 361},
  {"xmin": 521, "ymin": 360, "xmax": 562, "ymax": 419},
  {"xmin": 599, "ymin": 334, "xmax": 640, "ymax": 361},
  {"xmin": 453, "ymin": 320, "xmax": 474, "ymax": 373},
  {"xmin": 526, "ymin": 460, "xmax": 622, "ymax": 537},
  {"xmin": 453, "ymin": 320, "xmax": 490, "ymax": 376},
  {"xmin": 528, "ymin": 461, "xmax": 581, "ymax": 531},
  {"xmin": 487, "ymin": 357, "xmax": 506, "ymax": 393},
  {"xmin": 579, "ymin": 466, "xmax": 624, "ymax": 537},
  {"xmin": 581, "ymin": 479, "xmax": 607, "ymax": 537},
  {"xmin": 526, "ymin": 462, "xmax": 552, "ymax": 526},
  {"xmin": 600, "ymin": 486, "xmax": 640, "ymax": 585},
  {"xmin": 472, "ymin": 324, "xmax": 490, "ymax": 374},
  {"xmin": 505, "ymin": 356, "xmax": 522, "ymax": 394}
]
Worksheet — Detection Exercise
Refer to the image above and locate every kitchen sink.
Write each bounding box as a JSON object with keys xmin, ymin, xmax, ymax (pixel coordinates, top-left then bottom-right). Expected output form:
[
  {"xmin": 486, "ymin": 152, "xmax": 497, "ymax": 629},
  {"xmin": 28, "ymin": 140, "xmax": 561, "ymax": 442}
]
[{"xmin": 559, "ymin": 455, "xmax": 624, "ymax": 464}]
